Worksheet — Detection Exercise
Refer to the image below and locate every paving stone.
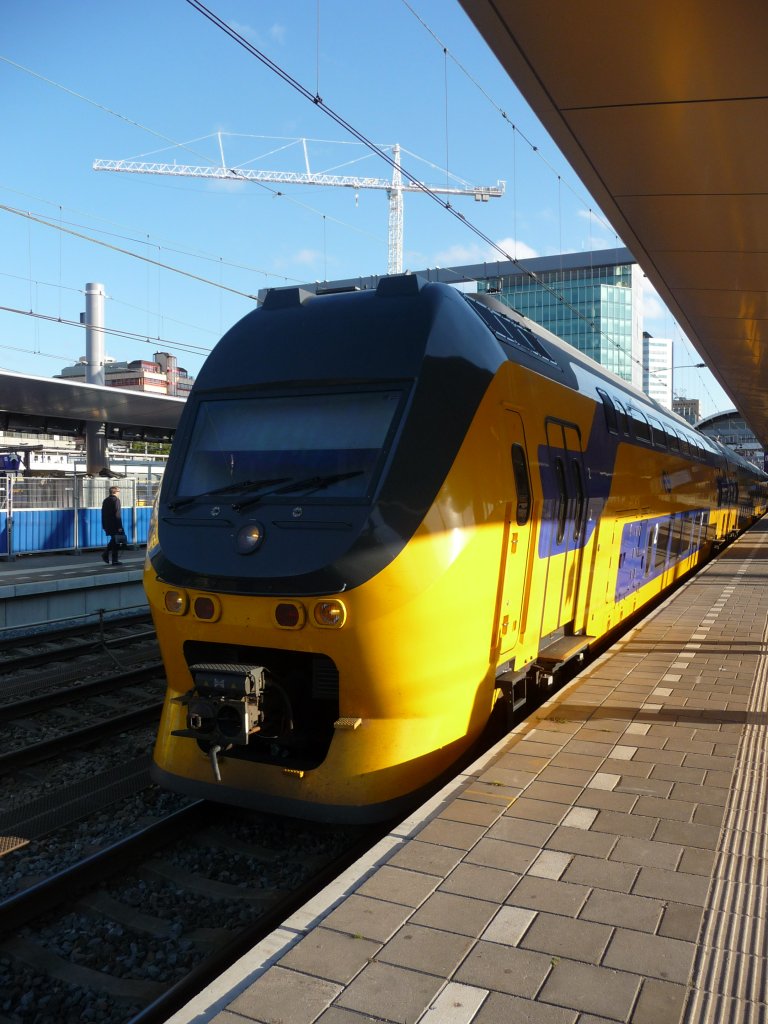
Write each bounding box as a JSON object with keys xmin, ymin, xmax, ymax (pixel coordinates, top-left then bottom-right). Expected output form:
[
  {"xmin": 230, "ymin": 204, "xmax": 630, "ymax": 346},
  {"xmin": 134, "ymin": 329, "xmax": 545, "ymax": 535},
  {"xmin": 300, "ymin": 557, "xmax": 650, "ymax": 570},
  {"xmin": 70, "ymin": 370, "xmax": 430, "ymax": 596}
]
[
  {"xmin": 671, "ymin": 781, "xmax": 729, "ymax": 806},
  {"xmin": 228, "ymin": 966, "xmax": 342, "ymax": 1024},
  {"xmin": 552, "ymin": 824, "xmax": 619, "ymax": 864},
  {"xmin": 356, "ymin": 865, "xmax": 440, "ymax": 907},
  {"xmin": 653, "ymin": 819, "xmax": 721, "ymax": 850},
  {"xmin": 507, "ymin": 875, "xmax": 591, "ymax": 917},
  {"xmin": 438, "ymin": 797, "xmax": 506, "ymax": 827},
  {"xmin": 549, "ymin": 752, "xmax": 606, "ymax": 772},
  {"xmin": 476, "ymin": 766, "xmax": 537, "ymax": 791},
  {"xmin": 575, "ymin": 788, "xmax": 637, "ymax": 813},
  {"xmin": 561, "ymin": 854, "xmax": 638, "ymax": 893},
  {"xmin": 632, "ymin": 747, "xmax": 685, "ymax": 766},
  {"xmin": 609, "ymin": 835, "xmax": 683, "ymax": 870},
  {"xmin": 520, "ymin": 911, "xmax": 612, "ymax": 964},
  {"xmin": 375, "ymin": 922, "xmax": 474, "ymax": 976},
  {"xmin": 658, "ymin": 902, "xmax": 704, "ymax": 941},
  {"xmin": 487, "ymin": 815, "xmax": 557, "ymax": 848},
  {"xmin": 603, "ymin": 928, "xmax": 696, "ymax": 984},
  {"xmin": 632, "ymin": 794, "xmax": 696, "ymax": 821},
  {"xmin": 528, "ymin": 849, "xmax": 572, "ymax": 879},
  {"xmin": 614, "ymin": 775, "xmax": 673, "ymax": 798},
  {"xmin": 417, "ymin": 981, "xmax": 489, "ymax": 1024},
  {"xmin": 414, "ymin": 818, "xmax": 487, "ymax": 850},
  {"xmin": 472, "ymin": 990, "xmax": 578, "ymax": 1024},
  {"xmin": 692, "ymin": 802, "xmax": 726, "ymax": 827},
  {"xmin": 454, "ymin": 940, "xmax": 553, "ymax": 999},
  {"xmin": 631, "ymin": 977, "xmax": 688, "ymax": 1024},
  {"xmin": 578, "ymin": 887, "xmax": 663, "ymax": 933},
  {"xmin": 335, "ymin": 961, "xmax": 443, "ymax": 1024},
  {"xmin": 505, "ymin": 797, "xmax": 570, "ymax": 825},
  {"xmin": 386, "ymin": 839, "xmax": 464, "ymax": 877},
  {"xmin": 589, "ymin": 809, "xmax": 658, "ymax": 840},
  {"xmin": 280, "ymin": 927, "xmax": 381, "ymax": 984},
  {"xmin": 537, "ymin": 959, "xmax": 641, "ymax": 1018},
  {"xmin": 322, "ymin": 894, "xmax": 412, "ymax": 942},
  {"xmin": 525, "ymin": 781, "xmax": 585, "ymax": 805},
  {"xmin": 481, "ymin": 905, "xmax": 537, "ymax": 945},
  {"xmin": 494, "ymin": 752, "xmax": 551, "ymax": 773},
  {"xmin": 678, "ymin": 846, "xmax": 717, "ymax": 876},
  {"xmin": 409, "ymin": 890, "xmax": 498, "ymax": 937},
  {"xmin": 559, "ymin": 807, "xmax": 599, "ymax": 831},
  {"xmin": 465, "ymin": 836, "xmax": 540, "ymax": 873},
  {"xmin": 440, "ymin": 862, "xmax": 519, "ymax": 901},
  {"xmin": 536, "ymin": 765, "xmax": 594, "ymax": 788},
  {"xmin": 315, "ymin": 1007, "xmax": 396, "ymax": 1023}
]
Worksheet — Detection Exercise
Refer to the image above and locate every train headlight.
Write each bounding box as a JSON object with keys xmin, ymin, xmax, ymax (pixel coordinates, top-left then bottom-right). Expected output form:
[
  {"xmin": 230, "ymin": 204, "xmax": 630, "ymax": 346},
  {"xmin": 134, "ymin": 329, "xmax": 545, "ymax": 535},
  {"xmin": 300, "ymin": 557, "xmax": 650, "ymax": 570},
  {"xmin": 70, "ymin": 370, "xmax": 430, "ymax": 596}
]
[
  {"xmin": 274, "ymin": 602, "xmax": 306, "ymax": 629},
  {"xmin": 194, "ymin": 595, "xmax": 221, "ymax": 621},
  {"xmin": 164, "ymin": 590, "xmax": 188, "ymax": 614},
  {"xmin": 313, "ymin": 600, "xmax": 347, "ymax": 628},
  {"xmin": 236, "ymin": 522, "xmax": 265, "ymax": 554}
]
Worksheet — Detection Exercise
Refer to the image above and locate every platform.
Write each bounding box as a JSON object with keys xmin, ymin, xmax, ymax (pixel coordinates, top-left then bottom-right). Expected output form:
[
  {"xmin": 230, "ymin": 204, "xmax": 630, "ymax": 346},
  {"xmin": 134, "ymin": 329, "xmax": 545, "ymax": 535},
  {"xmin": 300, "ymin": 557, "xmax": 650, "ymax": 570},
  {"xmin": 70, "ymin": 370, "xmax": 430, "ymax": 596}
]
[
  {"xmin": 165, "ymin": 517, "xmax": 768, "ymax": 1024},
  {"xmin": 0, "ymin": 548, "xmax": 147, "ymax": 637}
]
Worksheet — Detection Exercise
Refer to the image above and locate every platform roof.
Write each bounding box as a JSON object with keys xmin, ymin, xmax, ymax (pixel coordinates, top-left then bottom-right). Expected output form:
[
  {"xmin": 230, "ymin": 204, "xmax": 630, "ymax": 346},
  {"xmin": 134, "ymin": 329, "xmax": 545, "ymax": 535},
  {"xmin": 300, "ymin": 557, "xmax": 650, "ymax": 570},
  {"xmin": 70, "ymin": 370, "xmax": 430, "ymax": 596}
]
[
  {"xmin": 460, "ymin": 0, "xmax": 768, "ymax": 444},
  {"xmin": 0, "ymin": 370, "xmax": 185, "ymax": 440}
]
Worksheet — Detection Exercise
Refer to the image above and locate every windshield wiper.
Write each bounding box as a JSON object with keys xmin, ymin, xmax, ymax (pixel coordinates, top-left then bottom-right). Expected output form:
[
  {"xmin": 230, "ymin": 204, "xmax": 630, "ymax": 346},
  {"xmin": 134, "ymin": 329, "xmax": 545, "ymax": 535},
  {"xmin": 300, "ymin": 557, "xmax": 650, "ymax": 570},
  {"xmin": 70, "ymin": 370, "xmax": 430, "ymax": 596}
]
[
  {"xmin": 233, "ymin": 470, "xmax": 365, "ymax": 511},
  {"xmin": 168, "ymin": 477, "xmax": 291, "ymax": 511}
]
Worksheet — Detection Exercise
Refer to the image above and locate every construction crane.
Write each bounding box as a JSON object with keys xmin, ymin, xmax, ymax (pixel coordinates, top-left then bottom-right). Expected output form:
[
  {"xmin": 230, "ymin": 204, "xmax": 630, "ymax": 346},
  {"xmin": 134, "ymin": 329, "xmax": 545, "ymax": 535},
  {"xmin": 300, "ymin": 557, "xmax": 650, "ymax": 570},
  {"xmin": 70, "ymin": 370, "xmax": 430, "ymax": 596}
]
[{"xmin": 93, "ymin": 137, "xmax": 505, "ymax": 275}]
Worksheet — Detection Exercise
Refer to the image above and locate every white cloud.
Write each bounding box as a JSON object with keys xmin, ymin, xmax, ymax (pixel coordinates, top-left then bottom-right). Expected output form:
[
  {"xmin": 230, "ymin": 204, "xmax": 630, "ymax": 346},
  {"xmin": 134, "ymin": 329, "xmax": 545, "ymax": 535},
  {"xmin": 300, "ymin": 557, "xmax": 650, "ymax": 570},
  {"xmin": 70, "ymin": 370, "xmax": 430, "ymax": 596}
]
[
  {"xmin": 433, "ymin": 237, "xmax": 538, "ymax": 266},
  {"xmin": 293, "ymin": 248, "xmax": 323, "ymax": 266},
  {"xmin": 269, "ymin": 23, "xmax": 286, "ymax": 45}
]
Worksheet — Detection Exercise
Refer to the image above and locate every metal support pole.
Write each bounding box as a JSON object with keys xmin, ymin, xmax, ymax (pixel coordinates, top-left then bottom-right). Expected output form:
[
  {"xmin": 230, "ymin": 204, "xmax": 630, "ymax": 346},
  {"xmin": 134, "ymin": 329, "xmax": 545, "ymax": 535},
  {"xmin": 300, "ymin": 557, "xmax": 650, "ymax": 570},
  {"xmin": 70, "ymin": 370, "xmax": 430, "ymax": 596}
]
[{"xmin": 84, "ymin": 282, "xmax": 109, "ymax": 477}]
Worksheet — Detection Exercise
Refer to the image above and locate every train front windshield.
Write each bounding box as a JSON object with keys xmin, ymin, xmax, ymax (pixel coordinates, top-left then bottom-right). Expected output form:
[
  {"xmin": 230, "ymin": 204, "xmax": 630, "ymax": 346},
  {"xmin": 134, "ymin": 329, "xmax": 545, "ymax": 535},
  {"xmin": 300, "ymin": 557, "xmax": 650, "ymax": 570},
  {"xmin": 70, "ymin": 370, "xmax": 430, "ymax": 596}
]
[{"xmin": 174, "ymin": 388, "xmax": 403, "ymax": 502}]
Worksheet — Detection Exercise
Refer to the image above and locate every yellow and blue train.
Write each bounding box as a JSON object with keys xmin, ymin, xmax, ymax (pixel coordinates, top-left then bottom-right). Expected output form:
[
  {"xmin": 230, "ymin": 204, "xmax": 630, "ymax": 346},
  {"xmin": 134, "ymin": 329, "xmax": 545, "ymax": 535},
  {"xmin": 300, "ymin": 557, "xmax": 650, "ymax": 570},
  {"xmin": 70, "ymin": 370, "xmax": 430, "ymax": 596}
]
[{"xmin": 145, "ymin": 275, "xmax": 767, "ymax": 822}]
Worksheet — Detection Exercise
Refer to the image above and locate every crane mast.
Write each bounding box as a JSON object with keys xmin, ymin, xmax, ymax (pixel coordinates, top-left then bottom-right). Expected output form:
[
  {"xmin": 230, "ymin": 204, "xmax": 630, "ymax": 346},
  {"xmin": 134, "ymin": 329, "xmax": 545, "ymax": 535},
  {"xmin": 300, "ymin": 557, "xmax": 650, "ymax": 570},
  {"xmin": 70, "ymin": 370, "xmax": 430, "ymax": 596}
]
[{"xmin": 93, "ymin": 138, "xmax": 504, "ymax": 275}]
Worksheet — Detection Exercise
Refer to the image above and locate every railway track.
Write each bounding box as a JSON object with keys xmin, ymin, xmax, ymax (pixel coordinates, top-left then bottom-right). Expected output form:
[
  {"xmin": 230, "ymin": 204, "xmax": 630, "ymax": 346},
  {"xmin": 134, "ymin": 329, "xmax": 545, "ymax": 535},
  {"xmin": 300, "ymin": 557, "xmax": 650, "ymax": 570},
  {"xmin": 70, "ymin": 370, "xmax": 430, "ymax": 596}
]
[{"xmin": 0, "ymin": 802, "xmax": 380, "ymax": 1024}]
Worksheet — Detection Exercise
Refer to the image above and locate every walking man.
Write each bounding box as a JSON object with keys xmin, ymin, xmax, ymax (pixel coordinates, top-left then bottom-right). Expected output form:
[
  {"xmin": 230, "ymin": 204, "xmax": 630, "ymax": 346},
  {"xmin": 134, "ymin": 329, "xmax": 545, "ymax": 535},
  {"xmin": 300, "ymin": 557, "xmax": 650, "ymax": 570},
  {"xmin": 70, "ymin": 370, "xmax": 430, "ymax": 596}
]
[{"xmin": 101, "ymin": 485, "xmax": 123, "ymax": 565}]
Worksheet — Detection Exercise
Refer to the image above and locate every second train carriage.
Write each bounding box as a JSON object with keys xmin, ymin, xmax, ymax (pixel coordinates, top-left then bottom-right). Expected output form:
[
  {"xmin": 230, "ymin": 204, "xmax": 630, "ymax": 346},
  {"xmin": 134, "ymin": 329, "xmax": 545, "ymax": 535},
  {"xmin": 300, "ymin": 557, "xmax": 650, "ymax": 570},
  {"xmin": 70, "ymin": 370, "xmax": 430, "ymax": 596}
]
[{"xmin": 144, "ymin": 275, "xmax": 767, "ymax": 822}]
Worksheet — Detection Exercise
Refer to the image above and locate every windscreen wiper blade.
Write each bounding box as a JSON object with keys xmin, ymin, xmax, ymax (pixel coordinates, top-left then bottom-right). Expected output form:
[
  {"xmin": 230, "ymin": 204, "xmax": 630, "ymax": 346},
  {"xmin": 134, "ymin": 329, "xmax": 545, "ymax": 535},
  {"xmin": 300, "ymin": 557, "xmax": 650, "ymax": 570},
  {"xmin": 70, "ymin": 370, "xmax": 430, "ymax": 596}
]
[
  {"xmin": 233, "ymin": 470, "xmax": 364, "ymax": 511},
  {"xmin": 168, "ymin": 477, "xmax": 291, "ymax": 511}
]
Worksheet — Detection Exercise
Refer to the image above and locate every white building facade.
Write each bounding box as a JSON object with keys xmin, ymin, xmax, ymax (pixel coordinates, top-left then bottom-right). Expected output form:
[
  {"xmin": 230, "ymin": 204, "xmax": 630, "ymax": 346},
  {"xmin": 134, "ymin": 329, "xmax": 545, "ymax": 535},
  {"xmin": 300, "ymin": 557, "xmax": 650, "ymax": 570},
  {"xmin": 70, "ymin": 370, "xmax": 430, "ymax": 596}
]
[{"xmin": 642, "ymin": 332, "xmax": 673, "ymax": 409}]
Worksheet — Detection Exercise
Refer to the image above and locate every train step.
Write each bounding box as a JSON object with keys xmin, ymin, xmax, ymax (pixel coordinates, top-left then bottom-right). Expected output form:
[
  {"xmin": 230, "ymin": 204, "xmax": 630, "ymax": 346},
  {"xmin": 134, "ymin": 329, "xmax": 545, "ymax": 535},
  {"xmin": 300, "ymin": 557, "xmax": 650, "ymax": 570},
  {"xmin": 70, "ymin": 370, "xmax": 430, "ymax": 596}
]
[{"xmin": 536, "ymin": 634, "xmax": 594, "ymax": 670}]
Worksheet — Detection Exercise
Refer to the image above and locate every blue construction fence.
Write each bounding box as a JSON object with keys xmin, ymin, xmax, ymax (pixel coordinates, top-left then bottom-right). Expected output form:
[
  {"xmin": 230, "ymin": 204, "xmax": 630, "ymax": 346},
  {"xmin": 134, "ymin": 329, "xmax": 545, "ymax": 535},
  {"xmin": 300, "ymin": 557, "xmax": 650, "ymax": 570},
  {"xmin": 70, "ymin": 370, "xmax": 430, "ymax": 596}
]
[{"xmin": 0, "ymin": 475, "xmax": 161, "ymax": 558}]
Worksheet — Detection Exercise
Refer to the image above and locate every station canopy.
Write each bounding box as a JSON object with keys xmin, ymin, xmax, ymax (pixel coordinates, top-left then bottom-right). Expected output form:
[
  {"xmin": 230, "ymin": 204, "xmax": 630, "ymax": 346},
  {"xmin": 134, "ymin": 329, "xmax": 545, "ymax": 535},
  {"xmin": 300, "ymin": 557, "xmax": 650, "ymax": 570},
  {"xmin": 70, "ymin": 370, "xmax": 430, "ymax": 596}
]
[
  {"xmin": 461, "ymin": 0, "xmax": 768, "ymax": 444},
  {"xmin": 0, "ymin": 370, "xmax": 184, "ymax": 442}
]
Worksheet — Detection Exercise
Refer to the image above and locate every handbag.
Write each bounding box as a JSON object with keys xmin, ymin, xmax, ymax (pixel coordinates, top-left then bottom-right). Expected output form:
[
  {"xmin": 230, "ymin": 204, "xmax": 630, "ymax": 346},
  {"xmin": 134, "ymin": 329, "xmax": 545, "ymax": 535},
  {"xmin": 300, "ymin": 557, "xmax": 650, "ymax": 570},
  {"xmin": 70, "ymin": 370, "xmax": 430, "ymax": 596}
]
[{"xmin": 114, "ymin": 528, "xmax": 128, "ymax": 547}]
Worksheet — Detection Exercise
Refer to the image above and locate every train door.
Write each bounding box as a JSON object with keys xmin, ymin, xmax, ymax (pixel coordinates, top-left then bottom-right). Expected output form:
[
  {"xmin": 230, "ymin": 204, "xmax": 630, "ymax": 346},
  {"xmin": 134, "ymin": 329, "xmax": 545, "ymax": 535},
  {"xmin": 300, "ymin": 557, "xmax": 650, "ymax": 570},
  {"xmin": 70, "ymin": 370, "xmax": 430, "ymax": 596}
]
[
  {"xmin": 539, "ymin": 419, "xmax": 586, "ymax": 638},
  {"xmin": 494, "ymin": 409, "xmax": 533, "ymax": 660}
]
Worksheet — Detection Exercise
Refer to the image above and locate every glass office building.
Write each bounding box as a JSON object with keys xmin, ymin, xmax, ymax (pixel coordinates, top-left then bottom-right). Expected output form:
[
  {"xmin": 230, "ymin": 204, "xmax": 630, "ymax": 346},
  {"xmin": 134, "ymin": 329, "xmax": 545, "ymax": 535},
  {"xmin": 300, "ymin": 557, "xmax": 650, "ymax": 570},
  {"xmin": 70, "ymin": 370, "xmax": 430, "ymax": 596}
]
[{"xmin": 473, "ymin": 248, "xmax": 643, "ymax": 388}]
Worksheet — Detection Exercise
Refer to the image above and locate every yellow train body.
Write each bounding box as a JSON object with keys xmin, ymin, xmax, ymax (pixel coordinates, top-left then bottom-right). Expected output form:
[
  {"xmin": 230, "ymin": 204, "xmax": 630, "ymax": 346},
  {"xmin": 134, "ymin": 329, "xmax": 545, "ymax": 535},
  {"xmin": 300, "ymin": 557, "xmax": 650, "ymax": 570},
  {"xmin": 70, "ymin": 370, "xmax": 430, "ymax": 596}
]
[{"xmin": 146, "ymin": 277, "xmax": 767, "ymax": 821}]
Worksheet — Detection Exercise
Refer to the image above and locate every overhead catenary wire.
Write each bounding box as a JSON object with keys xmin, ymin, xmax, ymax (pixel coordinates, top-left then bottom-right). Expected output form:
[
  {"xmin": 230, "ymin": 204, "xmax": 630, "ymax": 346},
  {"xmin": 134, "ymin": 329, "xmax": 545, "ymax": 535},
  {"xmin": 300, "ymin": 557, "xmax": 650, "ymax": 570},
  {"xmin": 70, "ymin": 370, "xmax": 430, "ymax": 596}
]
[
  {"xmin": 183, "ymin": 0, "xmax": 657, "ymax": 382},
  {"xmin": 0, "ymin": 304, "xmax": 214, "ymax": 359},
  {"xmin": 0, "ymin": 202, "xmax": 260, "ymax": 301}
]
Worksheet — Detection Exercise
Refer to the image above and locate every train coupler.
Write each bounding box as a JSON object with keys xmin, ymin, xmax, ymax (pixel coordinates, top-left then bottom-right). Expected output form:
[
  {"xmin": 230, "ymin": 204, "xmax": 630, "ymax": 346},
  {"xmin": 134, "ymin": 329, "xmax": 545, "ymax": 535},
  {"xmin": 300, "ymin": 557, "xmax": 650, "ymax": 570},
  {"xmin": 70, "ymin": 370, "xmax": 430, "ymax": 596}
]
[{"xmin": 171, "ymin": 663, "xmax": 267, "ymax": 747}]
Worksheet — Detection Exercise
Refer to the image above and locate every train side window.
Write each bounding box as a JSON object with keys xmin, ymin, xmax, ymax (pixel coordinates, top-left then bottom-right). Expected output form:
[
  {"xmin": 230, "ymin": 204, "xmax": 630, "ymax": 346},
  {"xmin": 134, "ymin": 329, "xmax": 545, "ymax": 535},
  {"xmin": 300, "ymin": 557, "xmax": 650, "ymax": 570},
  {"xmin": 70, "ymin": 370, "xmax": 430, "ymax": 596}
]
[
  {"xmin": 667, "ymin": 429, "xmax": 680, "ymax": 452},
  {"xmin": 669, "ymin": 517, "xmax": 685, "ymax": 559},
  {"xmin": 596, "ymin": 388, "xmax": 618, "ymax": 434},
  {"xmin": 571, "ymin": 459, "xmax": 585, "ymax": 539},
  {"xmin": 614, "ymin": 399, "xmax": 630, "ymax": 435},
  {"xmin": 649, "ymin": 418, "xmax": 666, "ymax": 448},
  {"xmin": 655, "ymin": 521, "xmax": 672, "ymax": 570},
  {"xmin": 644, "ymin": 522, "xmax": 657, "ymax": 576},
  {"xmin": 632, "ymin": 410, "xmax": 652, "ymax": 443},
  {"xmin": 510, "ymin": 443, "xmax": 531, "ymax": 526},
  {"xmin": 554, "ymin": 457, "xmax": 568, "ymax": 544}
]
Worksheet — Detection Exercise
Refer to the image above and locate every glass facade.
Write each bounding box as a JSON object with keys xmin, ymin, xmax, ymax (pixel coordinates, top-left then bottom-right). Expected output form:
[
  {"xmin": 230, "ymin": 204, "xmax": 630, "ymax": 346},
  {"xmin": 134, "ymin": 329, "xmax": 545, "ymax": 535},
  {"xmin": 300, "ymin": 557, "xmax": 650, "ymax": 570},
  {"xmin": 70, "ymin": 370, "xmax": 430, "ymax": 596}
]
[{"xmin": 476, "ymin": 257, "xmax": 641, "ymax": 386}]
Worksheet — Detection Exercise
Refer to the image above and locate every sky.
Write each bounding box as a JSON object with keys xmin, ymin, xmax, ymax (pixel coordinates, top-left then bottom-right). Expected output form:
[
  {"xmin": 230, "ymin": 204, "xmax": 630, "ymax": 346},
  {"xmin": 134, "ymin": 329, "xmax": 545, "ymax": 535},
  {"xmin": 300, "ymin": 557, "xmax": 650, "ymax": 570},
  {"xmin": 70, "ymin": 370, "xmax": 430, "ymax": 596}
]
[{"xmin": 2, "ymin": 0, "xmax": 731, "ymax": 417}]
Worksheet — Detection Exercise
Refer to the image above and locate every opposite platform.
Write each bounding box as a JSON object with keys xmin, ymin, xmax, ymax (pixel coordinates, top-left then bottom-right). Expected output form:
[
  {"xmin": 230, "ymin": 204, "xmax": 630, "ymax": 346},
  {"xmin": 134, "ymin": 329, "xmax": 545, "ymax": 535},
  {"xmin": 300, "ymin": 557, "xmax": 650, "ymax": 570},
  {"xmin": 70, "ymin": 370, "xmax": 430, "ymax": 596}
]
[{"xmin": 169, "ymin": 518, "xmax": 768, "ymax": 1024}]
